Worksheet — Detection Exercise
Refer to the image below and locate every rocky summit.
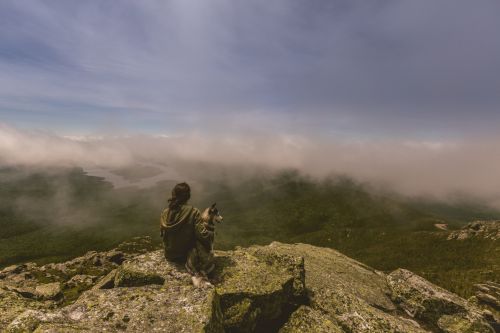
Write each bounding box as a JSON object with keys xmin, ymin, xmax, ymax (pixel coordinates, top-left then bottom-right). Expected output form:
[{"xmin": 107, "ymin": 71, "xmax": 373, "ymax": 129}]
[
  {"xmin": 0, "ymin": 237, "xmax": 497, "ymax": 333},
  {"xmin": 447, "ymin": 221, "xmax": 500, "ymax": 241}
]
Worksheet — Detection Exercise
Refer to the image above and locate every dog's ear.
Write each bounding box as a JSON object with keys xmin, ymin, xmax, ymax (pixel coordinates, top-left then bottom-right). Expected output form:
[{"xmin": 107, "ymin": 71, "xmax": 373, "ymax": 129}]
[{"xmin": 211, "ymin": 202, "xmax": 217, "ymax": 208}]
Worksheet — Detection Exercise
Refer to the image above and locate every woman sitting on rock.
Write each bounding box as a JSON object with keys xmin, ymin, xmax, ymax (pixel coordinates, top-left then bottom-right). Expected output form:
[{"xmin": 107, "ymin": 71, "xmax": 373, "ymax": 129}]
[{"xmin": 160, "ymin": 182, "xmax": 215, "ymax": 287}]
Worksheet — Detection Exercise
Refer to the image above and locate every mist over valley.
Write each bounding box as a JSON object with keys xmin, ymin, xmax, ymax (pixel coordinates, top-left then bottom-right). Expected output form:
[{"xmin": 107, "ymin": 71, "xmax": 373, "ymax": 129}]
[{"xmin": 1, "ymin": 1, "xmax": 500, "ymax": 330}]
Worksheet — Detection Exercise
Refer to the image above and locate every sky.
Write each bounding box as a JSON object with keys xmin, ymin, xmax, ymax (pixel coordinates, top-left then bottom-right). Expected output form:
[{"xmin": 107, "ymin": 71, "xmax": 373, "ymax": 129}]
[
  {"xmin": 0, "ymin": 0, "xmax": 499, "ymax": 138},
  {"xmin": 1, "ymin": 1, "xmax": 500, "ymax": 204}
]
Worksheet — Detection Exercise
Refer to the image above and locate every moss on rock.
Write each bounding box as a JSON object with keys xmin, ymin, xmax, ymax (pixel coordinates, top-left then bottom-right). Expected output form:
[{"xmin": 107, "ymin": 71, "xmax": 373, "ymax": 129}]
[
  {"xmin": 213, "ymin": 248, "xmax": 305, "ymax": 332},
  {"xmin": 279, "ymin": 306, "xmax": 343, "ymax": 333},
  {"xmin": 35, "ymin": 283, "xmax": 62, "ymax": 301},
  {"xmin": 260, "ymin": 242, "xmax": 426, "ymax": 332},
  {"xmin": 388, "ymin": 268, "xmax": 493, "ymax": 332},
  {"xmin": 2, "ymin": 239, "xmax": 495, "ymax": 332}
]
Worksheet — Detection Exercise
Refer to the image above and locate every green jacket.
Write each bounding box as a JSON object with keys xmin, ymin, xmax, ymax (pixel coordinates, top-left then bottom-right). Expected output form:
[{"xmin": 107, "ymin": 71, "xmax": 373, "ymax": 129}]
[{"xmin": 160, "ymin": 205, "xmax": 213, "ymax": 262}]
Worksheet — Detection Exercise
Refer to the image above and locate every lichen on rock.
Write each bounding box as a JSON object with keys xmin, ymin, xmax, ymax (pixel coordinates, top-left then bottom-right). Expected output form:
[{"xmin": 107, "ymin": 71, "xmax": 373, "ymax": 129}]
[
  {"xmin": 388, "ymin": 268, "xmax": 494, "ymax": 332},
  {"xmin": 278, "ymin": 306, "xmax": 344, "ymax": 333},
  {"xmin": 266, "ymin": 242, "xmax": 427, "ymax": 333},
  {"xmin": 1, "ymin": 238, "xmax": 497, "ymax": 332},
  {"xmin": 213, "ymin": 247, "xmax": 305, "ymax": 332}
]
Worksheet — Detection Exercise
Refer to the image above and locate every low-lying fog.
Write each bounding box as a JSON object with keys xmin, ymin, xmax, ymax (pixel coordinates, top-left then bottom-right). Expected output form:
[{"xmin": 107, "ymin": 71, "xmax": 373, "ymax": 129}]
[{"xmin": 1, "ymin": 124, "xmax": 500, "ymax": 207}]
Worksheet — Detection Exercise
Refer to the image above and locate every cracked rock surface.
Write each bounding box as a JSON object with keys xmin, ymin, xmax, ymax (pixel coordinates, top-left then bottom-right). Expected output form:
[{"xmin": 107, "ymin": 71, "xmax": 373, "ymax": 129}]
[{"xmin": 1, "ymin": 238, "xmax": 496, "ymax": 332}]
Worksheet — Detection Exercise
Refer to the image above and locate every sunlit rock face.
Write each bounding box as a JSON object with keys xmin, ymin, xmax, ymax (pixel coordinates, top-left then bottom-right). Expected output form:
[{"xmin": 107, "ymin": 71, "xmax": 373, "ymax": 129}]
[
  {"xmin": 448, "ymin": 221, "xmax": 500, "ymax": 241},
  {"xmin": 0, "ymin": 238, "xmax": 496, "ymax": 332},
  {"xmin": 388, "ymin": 269, "xmax": 493, "ymax": 333}
]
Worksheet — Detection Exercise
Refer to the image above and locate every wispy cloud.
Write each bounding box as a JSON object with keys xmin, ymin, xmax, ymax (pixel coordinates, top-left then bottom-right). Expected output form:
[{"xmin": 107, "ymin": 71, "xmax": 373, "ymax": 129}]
[
  {"xmin": 0, "ymin": 124, "xmax": 131, "ymax": 167},
  {"xmin": 0, "ymin": 1, "xmax": 499, "ymax": 137}
]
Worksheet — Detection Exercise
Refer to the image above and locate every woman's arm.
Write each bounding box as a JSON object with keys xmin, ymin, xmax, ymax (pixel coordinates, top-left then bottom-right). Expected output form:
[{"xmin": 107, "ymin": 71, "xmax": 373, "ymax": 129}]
[{"xmin": 160, "ymin": 209, "xmax": 169, "ymax": 237}]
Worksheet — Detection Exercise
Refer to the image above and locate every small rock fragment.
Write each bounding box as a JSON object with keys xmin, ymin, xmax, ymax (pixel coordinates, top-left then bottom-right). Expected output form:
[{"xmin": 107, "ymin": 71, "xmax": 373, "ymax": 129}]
[{"xmin": 35, "ymin": 282, "xmax": 62, "ymax": 300}]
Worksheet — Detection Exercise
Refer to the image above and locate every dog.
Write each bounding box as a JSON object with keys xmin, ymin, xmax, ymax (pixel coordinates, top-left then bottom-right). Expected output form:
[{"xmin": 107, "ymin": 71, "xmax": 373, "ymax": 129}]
[
  {"xmin": 188, "ymin": 203, "xmax": 222, "ymax": 288},
  {"xmin": 201, "ymin": 202, "xmax": 224, "ymax": 225}
]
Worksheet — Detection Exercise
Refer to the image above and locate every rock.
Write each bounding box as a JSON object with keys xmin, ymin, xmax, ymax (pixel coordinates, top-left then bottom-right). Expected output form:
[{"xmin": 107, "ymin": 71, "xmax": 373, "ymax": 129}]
[
  {"xmin": 6, "ymin": 309, "xmax": 66, "ymax": 333},
  {"xmin": 213, "ymin": 246, "xmax": 305, "ymax": 333},
  {"xmin": 105, "ymin": 250, "xmax": 125, "ymax": 265},
  {"xmin": 35, "ymin": 283, "xmax": 62, "ymax": 301},
  {"xmin": 113, "ymin": 251, "xmax": 169, "ymax": 287},
  {"xmin": 437, "ymin": 314, "xmax": 496, "ymax": 333},
  {"xmin": 475, "ymin": 282, "xmax": 500, "ymax": 310},
  {"xmin": 477, "ymin": 292, "xmax": 500, "ymax": 309},
  {"xmin": 5, "ymin": 310, "xmax": 43, "ymax": 333},
  {"xmin": 6, "ymin": 310, "xmax": 46, "ymax": 333},
  {"xmin": 2, "ymin": 264, "xmax": 26, "ymax": 276},
  {"xmin": 0, "ymin": 290, "xmax": 31, "ymax": 328},
  {"xmin": 65, "ymin": 275, "xmax": 96, "ymax": 290},
  {"xmin": 8, "ymin": 286, "xmax": 37, "ymax": 299},
  {"xmin": 10, "ymin": 272, "xmax": 34, "ymax": 283},
  {"xmin": 12, "ymin": 281, "xmax": 224, "ymax": 332},
  {"xmin": 112, "ymin": 246, "xmax": 305, "ymax": 332},
  {"xmin": 92, "ymin": 256, "xmax": 102, "ymax": 266},
  {"xmin": 473, "ymin": 282, "xmax": 500, "ymax": 329},
  {"xmin": 1, "ymin": 239, "xmax": 497, "ymax": 332},
  {"xmin": 388, "ymin": 268, "xmax": 493, "ymax": 332},
  {"xmin": 448, "ymin": 221, "xmax": 500, "ymax": 240},
  {"xmin": 259, "ymin": 242, "xmax": 426, "ymax": 333},
  {"xmin": 92, "ymin": 269, "xmax": 117, "ymax": 290},
  {"xmin": 0, "ymin": 237, "xmax": 166, "ymax": 332},
  {"xmin": 5, "ymin": 244, "xmax": 305, "ymax": 332},
  {"xmin": 279, "ymin": 306, "xmax": 344, "ymax": 332}
]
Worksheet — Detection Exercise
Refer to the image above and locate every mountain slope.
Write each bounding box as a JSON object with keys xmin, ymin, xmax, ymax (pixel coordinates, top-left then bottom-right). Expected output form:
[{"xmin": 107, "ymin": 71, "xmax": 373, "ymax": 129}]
[
  {"xmin": 0, "ymin": 167, "xmax": 498, "ymax": 299},
  {"xmin": 0, "ymin": 238, "xmax": 496, "ymax": 332}
]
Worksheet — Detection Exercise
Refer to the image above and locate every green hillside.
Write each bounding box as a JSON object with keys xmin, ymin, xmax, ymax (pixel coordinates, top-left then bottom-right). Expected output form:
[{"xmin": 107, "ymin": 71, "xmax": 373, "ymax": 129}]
[{"xmin": 0, "ymin": 167, "xmax": 498, "ymax": 298}]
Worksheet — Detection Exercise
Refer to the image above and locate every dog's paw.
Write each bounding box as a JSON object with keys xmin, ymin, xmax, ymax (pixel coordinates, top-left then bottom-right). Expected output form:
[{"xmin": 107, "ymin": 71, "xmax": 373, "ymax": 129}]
[
  {"xmin": 191, "ymin": 275, "xmax": 213, "ymax": 288},
  {"xmin": 191, "ymin": 275, "xmax": 203, "ymax": 288},
  {"xmin": 202, "ymin": 279, "xmax": 213, "ymax": 288}
]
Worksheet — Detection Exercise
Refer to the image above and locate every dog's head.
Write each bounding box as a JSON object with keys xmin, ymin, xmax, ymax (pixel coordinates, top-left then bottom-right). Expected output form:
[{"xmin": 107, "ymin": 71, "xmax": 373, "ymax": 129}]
[{"xmin": 208, "ymin": 203, "xmax": 223, "ymax": 223}]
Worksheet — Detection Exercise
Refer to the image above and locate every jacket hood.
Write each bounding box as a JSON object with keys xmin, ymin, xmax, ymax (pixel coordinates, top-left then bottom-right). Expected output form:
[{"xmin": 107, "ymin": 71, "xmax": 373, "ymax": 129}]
[{"xmin": 164, "ymin": 205, "xmax": 194, "ymax": 231}]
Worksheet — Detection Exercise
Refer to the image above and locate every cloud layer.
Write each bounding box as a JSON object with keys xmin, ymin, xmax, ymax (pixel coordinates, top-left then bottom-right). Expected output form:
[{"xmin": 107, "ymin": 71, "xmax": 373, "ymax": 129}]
[{"xmin": 1, "ymin": 124, "xmax": 500, "ymax": 207}]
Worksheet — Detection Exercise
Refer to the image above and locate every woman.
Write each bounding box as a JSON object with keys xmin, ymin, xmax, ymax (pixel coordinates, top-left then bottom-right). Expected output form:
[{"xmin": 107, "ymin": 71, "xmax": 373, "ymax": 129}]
[{"xmin": 160, "ymin": 182, "xmax": 215, "ymax": 286}]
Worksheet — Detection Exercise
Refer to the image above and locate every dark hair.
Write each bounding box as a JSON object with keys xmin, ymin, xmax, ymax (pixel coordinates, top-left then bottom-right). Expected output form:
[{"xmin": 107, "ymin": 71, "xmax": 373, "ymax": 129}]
[{"xmin": 168, "ymin": 182, "xmax": 191, "ymax": 210}]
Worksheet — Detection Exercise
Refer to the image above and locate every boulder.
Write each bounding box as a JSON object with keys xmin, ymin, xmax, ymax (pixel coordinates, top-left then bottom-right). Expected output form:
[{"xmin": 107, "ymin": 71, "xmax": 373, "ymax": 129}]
[
  {"xmin": 5, "ymin": 309, "xmax": 65, "ymax": 333},
  {"xmin": 447, "ymin": 221, "xmax": 500, "ymax": 241},
  {"xmin": 4, "ymin": 244, "xmax": 305, "ymax": 332},
  {"xmin": 213, "ymin": 247, "xmax": 305, "ymax": 333},
  {"xmin": 65, "ymin": 275, "xmax": 96, "ymax": 290},
  {"xmin": 105, "ymin": 250, "xmax": 125, "ymax": 265},
  {"xmin": 113, "ymin": 251, "xmax": 174, "ymax": 287},
  {"xmin": 0, "ymin": 289, "xmax": 44, "ymax": 330},
  {"xmin": 39, "ymin": 285, "xmax": 223, "ymax": 332},
  {"xmin": 2, "ymin": 240, "xmax": 496, "ymax": 333},
  {"xmin": 0, "ymin": 237, "xmax": 162, "ymax": 332},
  {"xmin": 259, "ymin": 242, "xmax": 425, "ymax": 333},
  {"xmin": 279, "ymin": 306, "xmax": 344, "ymax": 332},
  {"xmin": 92, "ymin": 269, "xmax": 117, "ymax": 290},
  {"xmin": 474, "ymin": 282, "xmax": 500, "ymax": 310},
  {"xmin": 2, "ymin": 264, "xmax": 27, "ymax": 276},
  {"xmin": 472, "ymin": 282, "xmax": 500, "ymax": 329},
  {"xmin": 8, "ymin": 286, "xmax": 37, "ymax": 299},
  {"xmin": 388, "ymin": 268, "xmax": 493, "ymax": 332},
  {"xmin": 35, "ymin": 283, "xmax": 62, "ymax": 301}
]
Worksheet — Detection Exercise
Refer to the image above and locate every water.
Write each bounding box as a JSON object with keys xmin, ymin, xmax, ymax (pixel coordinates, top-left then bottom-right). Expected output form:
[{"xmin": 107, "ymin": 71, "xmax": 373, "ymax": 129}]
[{"xmin": 83, "ymin": 163, "xmax": 183, "ymax": 189}]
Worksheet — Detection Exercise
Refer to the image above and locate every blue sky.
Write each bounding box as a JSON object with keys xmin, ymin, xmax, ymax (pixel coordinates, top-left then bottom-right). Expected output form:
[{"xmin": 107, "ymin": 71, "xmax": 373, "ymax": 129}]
[{"xmin": 0, "ymin": 0, "xmax": 499, "ymax": 138}]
